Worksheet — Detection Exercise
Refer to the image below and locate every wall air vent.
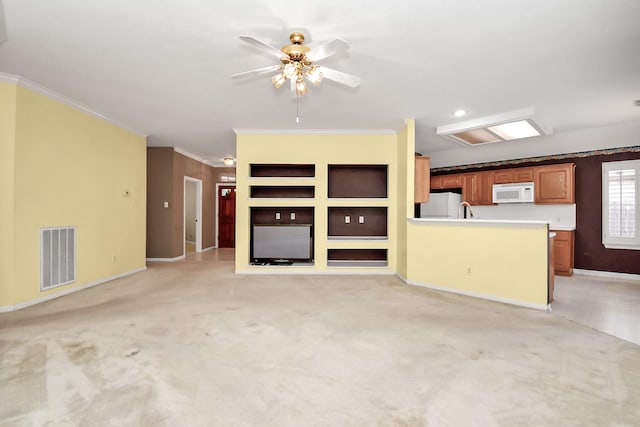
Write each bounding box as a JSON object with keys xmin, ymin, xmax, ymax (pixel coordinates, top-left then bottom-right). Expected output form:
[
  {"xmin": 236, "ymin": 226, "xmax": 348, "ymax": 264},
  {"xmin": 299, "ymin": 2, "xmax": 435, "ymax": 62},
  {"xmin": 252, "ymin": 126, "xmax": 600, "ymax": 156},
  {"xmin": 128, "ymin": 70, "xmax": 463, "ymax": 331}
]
[
  {"xmin": 41, "ymin": 226, "xmax": 76, "ymax": 291},
  {"xmin": 436, "ymin": 108, "xmax": 551, "ymax": 147}
]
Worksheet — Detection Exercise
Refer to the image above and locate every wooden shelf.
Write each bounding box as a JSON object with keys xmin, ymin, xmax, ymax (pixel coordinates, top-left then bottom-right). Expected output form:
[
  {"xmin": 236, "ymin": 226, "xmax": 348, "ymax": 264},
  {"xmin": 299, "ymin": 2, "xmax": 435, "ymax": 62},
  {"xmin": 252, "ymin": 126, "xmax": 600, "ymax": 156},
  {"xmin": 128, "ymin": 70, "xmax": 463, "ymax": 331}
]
[
  {"xmin": 250, "ymin": 186, "xmax": 315, "ymax": 199},
  {"xmin": 250, "ymin": 164, "xmax": 315, "ymax": 178},
  {"xmin": 327, "ymin": 249, "xmax": 388, "ymax": 268},
  {"xmin": 328, "ymin": 165, "xmax": 388, "ymax": 198}
]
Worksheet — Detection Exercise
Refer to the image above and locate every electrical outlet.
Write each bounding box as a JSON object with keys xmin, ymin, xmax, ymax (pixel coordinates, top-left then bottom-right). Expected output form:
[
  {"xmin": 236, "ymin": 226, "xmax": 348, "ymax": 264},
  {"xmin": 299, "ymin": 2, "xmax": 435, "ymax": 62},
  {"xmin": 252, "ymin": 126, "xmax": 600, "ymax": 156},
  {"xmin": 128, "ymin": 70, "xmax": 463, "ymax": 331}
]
[
  {"xmin": 290, "ymin": 212, "xmax": 296, "ymax": 220},
  {"xmin": 275, "ymin": 212, "xmax": 281, "ymax": 220},
  {"xmin": 465, "ymin": 267, "xmax": 472, "ymax": 275},
  {"xmin": 345, "ymin": 215, "xmax": 350, "ymax": 224},
  {"xmin": 358, "ymin": 216, "xmax": 365, "ymax": 224}
]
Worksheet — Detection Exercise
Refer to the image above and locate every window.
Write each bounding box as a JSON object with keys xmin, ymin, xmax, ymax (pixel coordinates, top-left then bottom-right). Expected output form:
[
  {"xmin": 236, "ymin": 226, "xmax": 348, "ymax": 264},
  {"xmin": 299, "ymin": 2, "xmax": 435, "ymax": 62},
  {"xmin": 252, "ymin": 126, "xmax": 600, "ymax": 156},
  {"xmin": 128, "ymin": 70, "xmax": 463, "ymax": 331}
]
[{"xmin": 602, "ymin": 160, "xmax": 639, "ymax": 249}]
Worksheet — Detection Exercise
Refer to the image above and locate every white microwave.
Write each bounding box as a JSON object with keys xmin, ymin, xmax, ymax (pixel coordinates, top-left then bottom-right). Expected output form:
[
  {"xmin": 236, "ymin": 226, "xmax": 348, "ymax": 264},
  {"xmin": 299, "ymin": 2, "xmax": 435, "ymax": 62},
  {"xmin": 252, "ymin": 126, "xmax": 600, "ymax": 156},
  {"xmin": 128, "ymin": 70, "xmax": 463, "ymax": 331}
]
[{"xmin": 492, "ymin": 182, "xmax": 535, "ymax": 203}]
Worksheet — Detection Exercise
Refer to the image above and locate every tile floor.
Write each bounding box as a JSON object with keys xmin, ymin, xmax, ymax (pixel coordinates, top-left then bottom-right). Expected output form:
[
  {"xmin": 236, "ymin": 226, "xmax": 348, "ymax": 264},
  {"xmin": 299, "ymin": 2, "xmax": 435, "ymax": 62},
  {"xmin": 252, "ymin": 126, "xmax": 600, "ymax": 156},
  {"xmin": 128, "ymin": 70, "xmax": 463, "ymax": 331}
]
[{"xmin": 552, "ymin": 273, "xmax": 640, "ymax": 345}]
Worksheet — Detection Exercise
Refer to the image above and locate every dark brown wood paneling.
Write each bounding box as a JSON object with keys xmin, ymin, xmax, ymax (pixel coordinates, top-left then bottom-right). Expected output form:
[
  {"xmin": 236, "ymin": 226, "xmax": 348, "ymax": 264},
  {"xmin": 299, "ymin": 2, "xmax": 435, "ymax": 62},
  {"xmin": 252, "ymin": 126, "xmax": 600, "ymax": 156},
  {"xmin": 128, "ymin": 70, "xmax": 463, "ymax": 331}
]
[
  {"xmin": 328, "ymin": 165, "xmax": 388, "ymax": 198},
  {"xmin": 251, "ymin": 207, "xmax": 314, "ymax": 225},
  {"xmin": 328, "ymin": 207, "xmax": 387, "ymax": 237},
  {"xmin": 328, "ymin": 249, "xmax": 387, "ymax": 261},
  {"xmin": 250, "ymin": 164, "xmax": 315, "ymax": 177},
  {"xmin": 250, "ymin": 186, "xmax": 315, "ymax": 198}
]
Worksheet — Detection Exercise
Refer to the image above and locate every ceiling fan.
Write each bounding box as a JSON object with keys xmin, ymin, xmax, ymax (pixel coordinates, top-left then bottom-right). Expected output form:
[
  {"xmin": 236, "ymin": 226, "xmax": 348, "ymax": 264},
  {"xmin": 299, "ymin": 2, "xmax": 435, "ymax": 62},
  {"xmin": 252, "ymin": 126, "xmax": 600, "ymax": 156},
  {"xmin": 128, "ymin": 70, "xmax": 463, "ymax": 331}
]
[{"xmin": 232, "ymin": 32, "xmax": 361, "ymax": 97}]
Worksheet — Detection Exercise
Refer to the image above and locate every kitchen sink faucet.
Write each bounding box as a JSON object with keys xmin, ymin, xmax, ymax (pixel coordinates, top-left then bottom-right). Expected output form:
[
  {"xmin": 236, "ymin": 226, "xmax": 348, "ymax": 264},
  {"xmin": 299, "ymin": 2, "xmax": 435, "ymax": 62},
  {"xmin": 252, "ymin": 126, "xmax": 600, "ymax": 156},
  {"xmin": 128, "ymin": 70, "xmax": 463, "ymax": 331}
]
[{"xmin": 458, "ymin": 201, "xmax": 474, "ymax": 219}]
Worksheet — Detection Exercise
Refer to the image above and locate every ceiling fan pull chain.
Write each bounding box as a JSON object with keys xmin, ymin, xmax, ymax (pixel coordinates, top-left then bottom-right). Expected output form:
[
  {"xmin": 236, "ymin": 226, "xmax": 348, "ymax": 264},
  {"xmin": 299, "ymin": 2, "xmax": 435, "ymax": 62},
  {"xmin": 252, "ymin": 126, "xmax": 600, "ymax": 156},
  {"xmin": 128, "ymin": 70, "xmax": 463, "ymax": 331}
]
[{"xmin": 296, "ymin": 94, "xmax": 300, "ymax": 123}]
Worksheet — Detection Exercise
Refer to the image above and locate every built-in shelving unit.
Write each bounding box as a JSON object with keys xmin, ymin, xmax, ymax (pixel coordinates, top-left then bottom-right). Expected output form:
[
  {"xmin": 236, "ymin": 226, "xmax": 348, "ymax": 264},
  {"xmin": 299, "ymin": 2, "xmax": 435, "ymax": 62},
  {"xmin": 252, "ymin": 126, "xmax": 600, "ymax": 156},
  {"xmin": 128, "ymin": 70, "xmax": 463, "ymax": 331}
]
[
  {"xmin": 247, "ymin": 164, "xmax": 317, "ymax": 266},
  {"xmin": 236, "ymin": 121, "xmax": 401, "ymax": 273},
  {"xmin": 326, "ymin": 164, "xmax": 389, "ymax": 268}
]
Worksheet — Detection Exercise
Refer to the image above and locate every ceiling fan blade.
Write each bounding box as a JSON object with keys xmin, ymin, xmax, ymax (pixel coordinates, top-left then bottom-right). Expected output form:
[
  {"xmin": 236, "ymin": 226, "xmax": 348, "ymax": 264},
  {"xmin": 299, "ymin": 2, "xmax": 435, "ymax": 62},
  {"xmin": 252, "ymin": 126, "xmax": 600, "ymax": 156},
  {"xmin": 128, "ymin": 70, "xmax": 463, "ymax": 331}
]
[
  {"xmin": 0, "ymin": 0, "xmax": 7, "ymax": 44},
  {"xmin": 317, "ymin": 66, "xmax": 361, "ymax": 88},
  {"xmin": 307, "ymin": 38, "xmax": 349, "ymax": 62},
  {"xmin": 239, "ymin": 35, "xmax": 288, "ymax": 60},
  {"xmin": 231, "ymin": 65, "xmax": 281, "ymax": 79}
]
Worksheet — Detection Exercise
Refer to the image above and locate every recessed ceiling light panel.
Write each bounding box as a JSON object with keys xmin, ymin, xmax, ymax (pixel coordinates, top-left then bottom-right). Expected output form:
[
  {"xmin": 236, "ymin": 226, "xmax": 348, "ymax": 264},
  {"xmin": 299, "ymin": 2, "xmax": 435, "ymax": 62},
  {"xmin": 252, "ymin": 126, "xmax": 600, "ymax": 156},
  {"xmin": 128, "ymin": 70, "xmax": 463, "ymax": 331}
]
[
  {"xmin": 436, "ymin": 108, "xmax": 550, "ymax": 147},
  {"xmin": 452, "ymin": 109, "xmax": 467, "ymax": 117}
]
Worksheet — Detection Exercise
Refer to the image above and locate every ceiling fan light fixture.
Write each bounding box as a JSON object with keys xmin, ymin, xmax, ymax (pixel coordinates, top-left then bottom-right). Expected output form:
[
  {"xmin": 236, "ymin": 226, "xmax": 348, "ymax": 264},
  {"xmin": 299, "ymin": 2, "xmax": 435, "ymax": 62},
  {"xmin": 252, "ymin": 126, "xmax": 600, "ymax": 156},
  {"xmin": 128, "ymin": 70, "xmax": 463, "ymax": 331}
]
[
  {"xmin": 272, "ymin": 73, "xmax": 286, "ymax": 89},
  {"xmin": 283, "ymin": 63, "xmax": 298, "ymax": 79},
  {"xmin": 306, "ymin": 67, "xmax": 323, "ymax": 86},
  {"xmin": 223, "ymin": 157, "xmax": 235, "ymax": 166},
  {"xmin": 295, "ymin": 77, "xmax": 307, "ymax": 96}
]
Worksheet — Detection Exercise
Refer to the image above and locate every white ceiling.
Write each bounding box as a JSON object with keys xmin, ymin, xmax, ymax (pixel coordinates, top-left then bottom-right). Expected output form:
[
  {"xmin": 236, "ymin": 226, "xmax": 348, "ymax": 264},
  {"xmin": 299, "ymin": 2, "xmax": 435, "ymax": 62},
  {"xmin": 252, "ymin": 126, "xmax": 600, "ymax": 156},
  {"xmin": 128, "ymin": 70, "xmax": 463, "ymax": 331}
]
[{"xmin": 1, "ymin": 0, "xmax": 639, "ymax": 166}]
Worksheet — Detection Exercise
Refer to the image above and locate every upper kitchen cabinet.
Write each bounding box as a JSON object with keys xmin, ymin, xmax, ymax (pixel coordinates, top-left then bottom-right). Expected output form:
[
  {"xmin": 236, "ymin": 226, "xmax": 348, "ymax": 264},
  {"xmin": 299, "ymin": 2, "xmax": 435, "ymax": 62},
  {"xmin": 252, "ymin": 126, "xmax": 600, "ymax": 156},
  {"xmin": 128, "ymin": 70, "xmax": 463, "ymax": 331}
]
[
  {"xmin": 431, "ymin": 174, "xmax": 463, "ymax": 190},
  {"xmin": 493, "ymin": 167, "xmax": 534, "ymax": 184},
  {"xmin": 534, "ymin": 163, "xmax": 575, "ymax": 204},
  {"xmin": 463, "ymin": 171, "xmax": 494, "ymax": 205},
  {"xmin": 414, "ymin": 156, "xmax": 431, "ymax": 203}
]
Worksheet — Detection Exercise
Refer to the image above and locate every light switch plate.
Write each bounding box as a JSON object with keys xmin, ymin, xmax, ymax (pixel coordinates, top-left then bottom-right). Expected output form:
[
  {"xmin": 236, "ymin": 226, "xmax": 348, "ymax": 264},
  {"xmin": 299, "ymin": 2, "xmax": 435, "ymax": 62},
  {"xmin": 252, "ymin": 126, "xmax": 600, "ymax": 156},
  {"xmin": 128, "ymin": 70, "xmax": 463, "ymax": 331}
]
[
  {"xmin": 359, "ymin": 216, "xmax": 365, "ymax": 224},
  {"xmin": 290, "ymin": 212, "xmax": 296, "ymax": 220},
  {"xmin": 163, "ymin": 201, "xmax": 169, "ymax": 208},
  {"xmin": 275, "ymin": 212, "xmax": 281, "ymax": 220},
  {"xmin": 345, "ymin": 215, "xmax": 350, "ymax": 224}
]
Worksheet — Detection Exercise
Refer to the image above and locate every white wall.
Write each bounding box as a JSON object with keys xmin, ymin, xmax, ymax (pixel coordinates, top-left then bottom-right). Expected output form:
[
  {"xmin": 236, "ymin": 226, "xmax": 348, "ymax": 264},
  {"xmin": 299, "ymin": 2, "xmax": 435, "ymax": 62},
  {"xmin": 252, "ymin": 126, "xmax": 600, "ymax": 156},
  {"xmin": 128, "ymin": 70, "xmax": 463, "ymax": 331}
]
[{"xmin": 471, "ymin": 203, "xmax": 576, "ymax": 230}]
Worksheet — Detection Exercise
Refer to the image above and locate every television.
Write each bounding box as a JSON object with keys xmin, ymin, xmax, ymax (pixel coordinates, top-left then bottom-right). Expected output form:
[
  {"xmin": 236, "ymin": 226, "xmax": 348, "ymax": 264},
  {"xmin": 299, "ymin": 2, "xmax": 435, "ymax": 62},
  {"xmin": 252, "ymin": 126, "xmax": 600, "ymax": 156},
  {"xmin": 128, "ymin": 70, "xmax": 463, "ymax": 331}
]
[{"xmin": 252, "ymin": 224, "xmax": 313, "ymax": 264}]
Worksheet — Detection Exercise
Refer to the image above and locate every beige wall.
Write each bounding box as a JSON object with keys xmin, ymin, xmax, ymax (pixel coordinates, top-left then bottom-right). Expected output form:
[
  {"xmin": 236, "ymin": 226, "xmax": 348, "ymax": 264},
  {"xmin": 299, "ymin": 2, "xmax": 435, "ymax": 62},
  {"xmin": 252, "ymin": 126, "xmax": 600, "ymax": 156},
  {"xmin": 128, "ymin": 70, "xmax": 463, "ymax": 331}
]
[{"xmin": 1, "ymin": 83, "xmax": 147, "ymax": 309}]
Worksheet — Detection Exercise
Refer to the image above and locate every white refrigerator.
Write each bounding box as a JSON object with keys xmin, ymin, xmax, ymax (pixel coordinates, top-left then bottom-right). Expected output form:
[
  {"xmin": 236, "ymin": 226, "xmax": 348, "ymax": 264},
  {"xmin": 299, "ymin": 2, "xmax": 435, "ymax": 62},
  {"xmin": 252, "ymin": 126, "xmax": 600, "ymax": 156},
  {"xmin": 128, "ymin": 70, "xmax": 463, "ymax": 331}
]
[{"xmin": 420, "ymin": 192, "xmax": 462, "ymax": 218}]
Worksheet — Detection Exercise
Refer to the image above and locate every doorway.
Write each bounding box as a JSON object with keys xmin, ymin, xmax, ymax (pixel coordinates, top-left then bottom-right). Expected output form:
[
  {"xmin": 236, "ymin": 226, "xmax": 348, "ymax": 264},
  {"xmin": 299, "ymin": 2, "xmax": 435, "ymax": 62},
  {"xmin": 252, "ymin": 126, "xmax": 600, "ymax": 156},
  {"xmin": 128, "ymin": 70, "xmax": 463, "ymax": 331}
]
[
  {"xmin": 217, "ymin": 184, "xmax": 236, "ymax": 248},
  {"xmin": 184, "ymin": 177, "xmax": 203, "ymax": 255}
]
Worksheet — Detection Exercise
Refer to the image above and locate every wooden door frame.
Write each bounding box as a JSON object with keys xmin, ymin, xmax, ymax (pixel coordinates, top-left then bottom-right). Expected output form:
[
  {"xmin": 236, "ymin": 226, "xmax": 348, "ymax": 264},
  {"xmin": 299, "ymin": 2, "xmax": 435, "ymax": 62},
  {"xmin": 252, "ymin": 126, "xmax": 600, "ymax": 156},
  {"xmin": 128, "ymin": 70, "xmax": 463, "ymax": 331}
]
[
  {"xmin": 215, "ymin": 183, "xmax": 236, "ymax": 249},
  {"xmin": 184, "ymin": 176, "xmax": 203, "ymax": 255}
]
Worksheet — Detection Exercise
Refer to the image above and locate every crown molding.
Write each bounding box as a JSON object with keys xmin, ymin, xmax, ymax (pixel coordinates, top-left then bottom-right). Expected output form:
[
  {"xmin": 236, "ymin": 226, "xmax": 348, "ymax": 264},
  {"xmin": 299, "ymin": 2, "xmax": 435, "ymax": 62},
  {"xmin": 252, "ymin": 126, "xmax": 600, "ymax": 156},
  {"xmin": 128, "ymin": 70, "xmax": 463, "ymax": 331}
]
[
  {"xmin": 232, "ymin": 128, "xmax": 397, "ymax": 136},
  {"xmin": 173, "ymin": 146, "xmax": 219, "ymax": 167},
  {"xmin": 0, "ymin": 72, "xmax": 147, "ymax": 138}
]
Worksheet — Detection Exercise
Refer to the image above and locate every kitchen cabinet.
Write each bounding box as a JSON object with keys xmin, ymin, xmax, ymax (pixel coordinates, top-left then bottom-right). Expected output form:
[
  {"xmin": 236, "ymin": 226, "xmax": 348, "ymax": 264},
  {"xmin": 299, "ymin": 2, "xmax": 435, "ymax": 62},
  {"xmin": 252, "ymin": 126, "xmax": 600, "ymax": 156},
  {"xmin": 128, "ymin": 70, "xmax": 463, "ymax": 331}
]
[
  {"xmin": 431, "ymin": 174, "xmax": 463, "ymax": 190},
  {"xmin": 493, "ymin": 167, "xmax": 534, "ymax": 184},
  {"xmin": 463, "ymin": 171, "xmax": 494, "ymax": 205},
  {"xmin": 414, "ymin": 156, "xmax": 431, "ymax": 203},
  {"xmin": 534, "ymin": 163, "xmax": 575, "ymax": 204},
  {"xmin": 551, "ymin": 230, "xmax": 574, "ymax": 276}
]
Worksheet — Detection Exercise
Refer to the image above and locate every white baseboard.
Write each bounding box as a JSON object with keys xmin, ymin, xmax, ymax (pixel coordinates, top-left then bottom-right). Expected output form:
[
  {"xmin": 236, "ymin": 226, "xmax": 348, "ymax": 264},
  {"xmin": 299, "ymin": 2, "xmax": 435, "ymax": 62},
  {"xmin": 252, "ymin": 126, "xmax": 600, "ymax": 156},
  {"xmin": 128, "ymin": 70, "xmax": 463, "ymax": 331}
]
[
  {"xmin": 573, "ymin": 269, "xmax": 640, "ymax": 281},
  {"xmin": 396, "ymin": 272, "xmax": 408, "ymax": 283},
  {"xmin": 202, "ymin": 246, "xmax": 215, "ymax": 252},
  {"xmin": 406, "ymin": 279, "xmax": 550, "ymax": 311},
  {"xmin": 235, "ymin": 267, "xmax": 396, "ymax": 276},
  {"xmin": 185, "ymin": 240, "xmax": 196, "ymax": 245},
  {"xmin": 0, "ymin": 266, "xmax": 147, "ymax": 313},
  {"xmin": 146, "ymin": 255, "xmax": 185, "ymax": 262}
]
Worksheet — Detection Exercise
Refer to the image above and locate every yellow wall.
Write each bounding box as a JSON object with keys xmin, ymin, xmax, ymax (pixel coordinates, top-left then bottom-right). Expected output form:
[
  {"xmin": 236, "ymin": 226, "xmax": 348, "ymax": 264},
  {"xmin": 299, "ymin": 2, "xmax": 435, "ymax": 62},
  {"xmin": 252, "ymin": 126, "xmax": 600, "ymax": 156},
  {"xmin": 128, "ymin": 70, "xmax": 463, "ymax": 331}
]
[
  {"xmin": 0, "ymin": 83, "xmax": 17, "ymax": 305},
  {"xmin": 0, "ymin": 83, "xmax": 147, "ymax": 308},
  {"xmin": 395, "ymin": 119, "xmax": 415, "ymax": 279},
  {"xmin": 406, "ymin": 221, "xmax": 549, "ymax": 308},
  {"xmin": 236, "ymin": 132, "xmax": 398, "ymax": 273}
]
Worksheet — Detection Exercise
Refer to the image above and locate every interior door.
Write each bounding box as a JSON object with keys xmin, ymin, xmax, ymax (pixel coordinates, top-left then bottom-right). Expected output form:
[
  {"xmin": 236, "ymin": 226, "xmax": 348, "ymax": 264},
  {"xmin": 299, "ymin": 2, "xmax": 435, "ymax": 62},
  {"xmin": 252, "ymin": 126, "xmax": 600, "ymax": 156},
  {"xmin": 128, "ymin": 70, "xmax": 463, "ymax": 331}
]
[{"xmin": 218, "ymin": 186, "xmax": 236, "ymax": 248}]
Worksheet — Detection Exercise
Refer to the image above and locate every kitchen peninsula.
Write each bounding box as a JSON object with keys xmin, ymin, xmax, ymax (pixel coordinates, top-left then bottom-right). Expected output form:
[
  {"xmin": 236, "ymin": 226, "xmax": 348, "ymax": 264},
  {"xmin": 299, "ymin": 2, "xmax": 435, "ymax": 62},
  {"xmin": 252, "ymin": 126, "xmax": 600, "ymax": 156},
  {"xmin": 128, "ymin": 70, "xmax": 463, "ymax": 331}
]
[{"xmin": 406, "ymin": 218, "xmax": 551, "ymax": 310}]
